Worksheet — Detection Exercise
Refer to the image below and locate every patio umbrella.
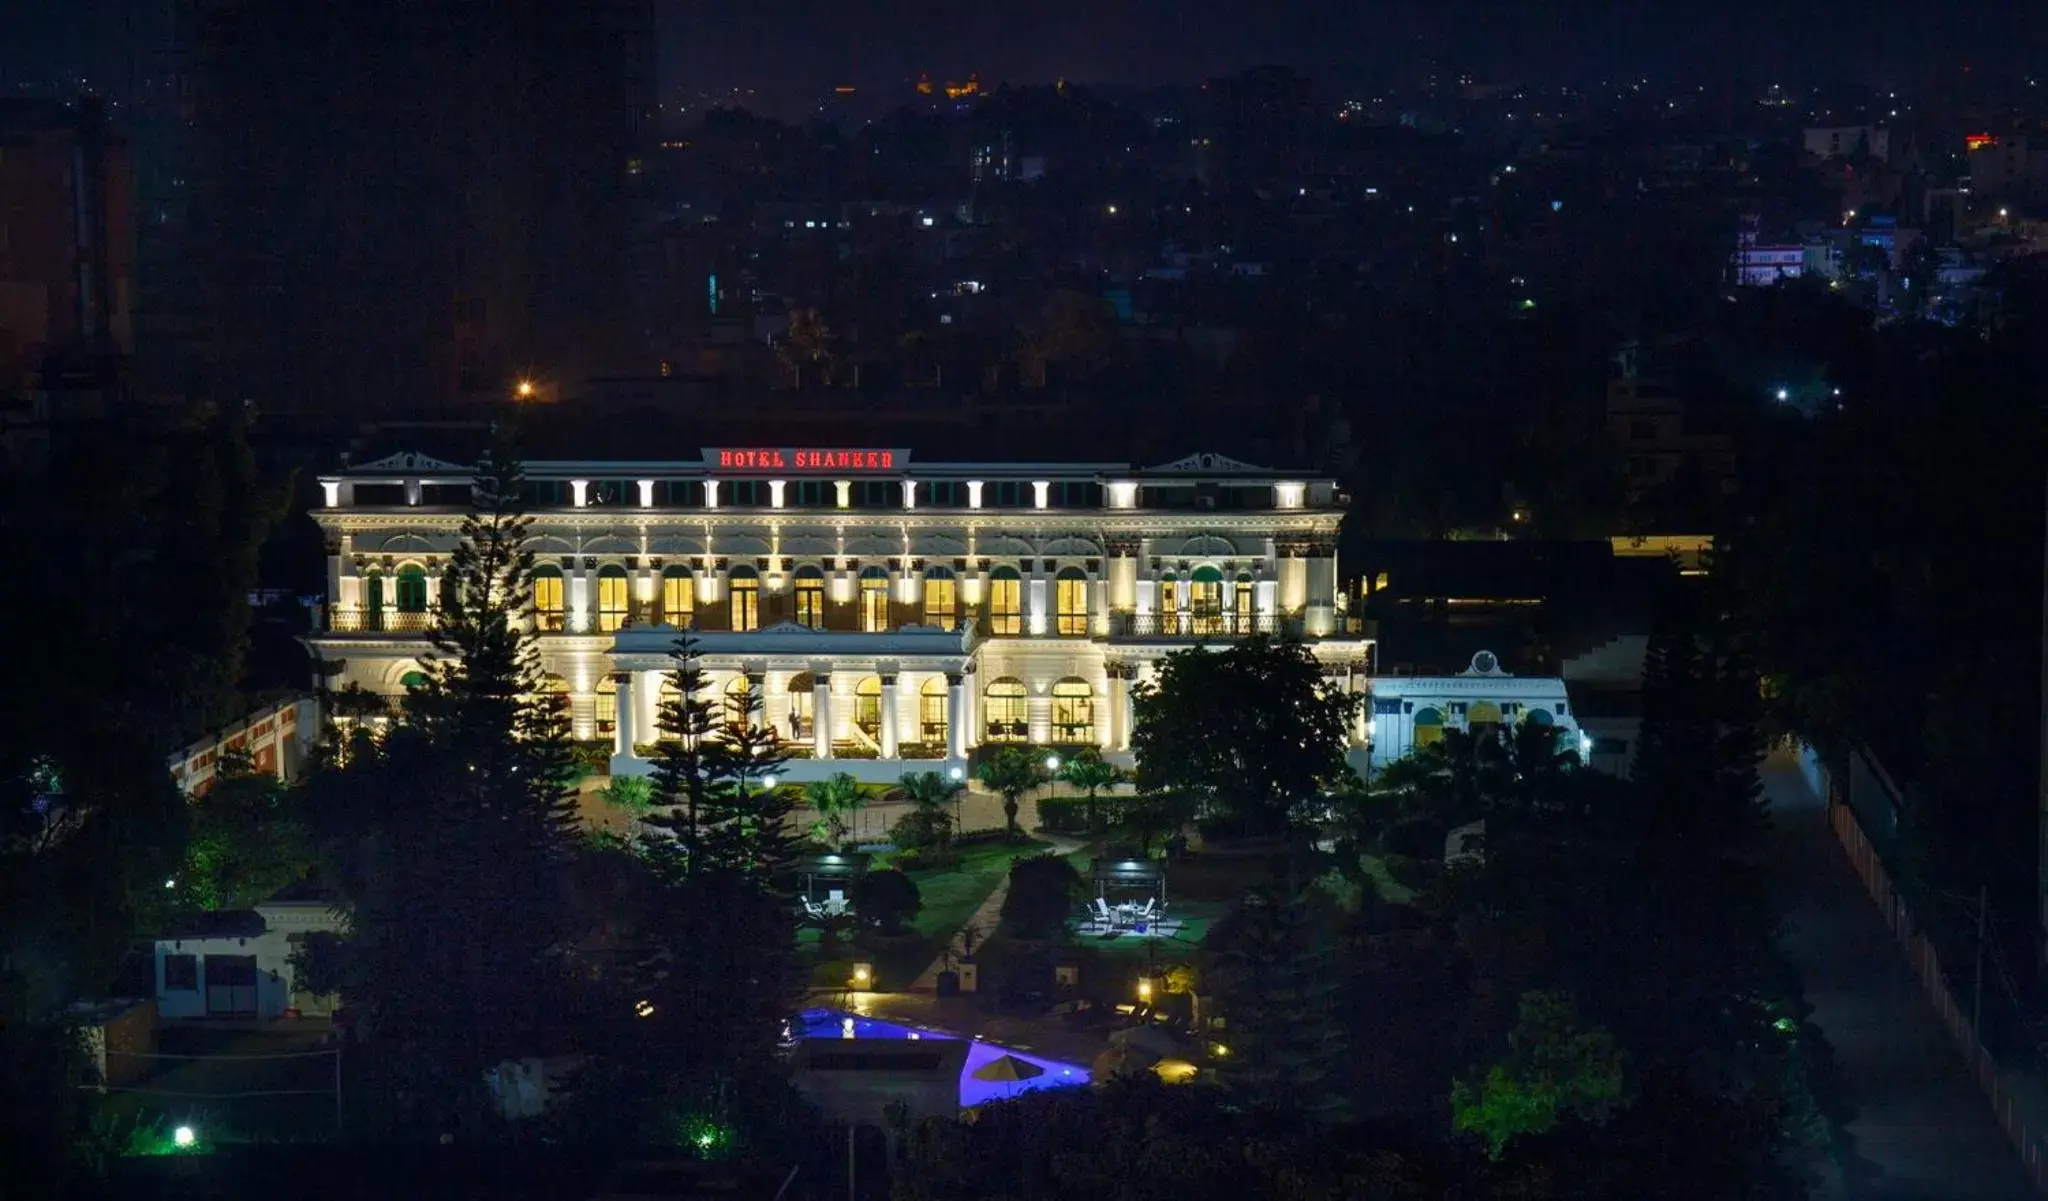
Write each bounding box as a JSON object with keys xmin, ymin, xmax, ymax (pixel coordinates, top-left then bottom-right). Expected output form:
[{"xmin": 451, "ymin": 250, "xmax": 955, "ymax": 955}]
[{"xmin": 972, "ymin": 1053, "xmax": 1047, "ymax": 1083}]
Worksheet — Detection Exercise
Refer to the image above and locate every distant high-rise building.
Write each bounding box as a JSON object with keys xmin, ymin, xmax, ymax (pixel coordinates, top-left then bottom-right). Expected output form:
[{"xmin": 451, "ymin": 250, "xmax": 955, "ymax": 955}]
[
  {"xmin": 172, "ymin": 0, "xmax": 655, "ymax": 415},
  {"xmin": 0, "ymin": 97, "xmax": 133, "ymax": 392}
]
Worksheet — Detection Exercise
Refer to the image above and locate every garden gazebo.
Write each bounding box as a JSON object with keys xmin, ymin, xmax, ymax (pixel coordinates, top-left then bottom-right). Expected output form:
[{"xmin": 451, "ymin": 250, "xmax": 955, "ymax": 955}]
[{"xmin": 795, "ymin": 851, "xmax": 872, "ymax": 919}]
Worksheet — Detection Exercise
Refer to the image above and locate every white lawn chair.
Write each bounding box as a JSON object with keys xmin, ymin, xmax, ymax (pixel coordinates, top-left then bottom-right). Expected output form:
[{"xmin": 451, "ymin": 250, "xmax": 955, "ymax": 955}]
[
  {"xmin": 1135, "ymin": 897, "xmax": 1158, "ymax": 921},
  {"xmin": 1092, "ymin": 898, "xmax": 1114, "ymax": 927}
]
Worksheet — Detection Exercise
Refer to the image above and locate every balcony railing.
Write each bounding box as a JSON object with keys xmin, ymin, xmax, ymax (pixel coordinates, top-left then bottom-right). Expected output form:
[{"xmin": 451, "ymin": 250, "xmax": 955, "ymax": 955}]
[
  {"xmin": 1105, "ymin": 612, "xmax": 1294, "ymax": 639},
  {"xmin": 326, "ymin": 608, "xmax": 439, "ymax": 634}
]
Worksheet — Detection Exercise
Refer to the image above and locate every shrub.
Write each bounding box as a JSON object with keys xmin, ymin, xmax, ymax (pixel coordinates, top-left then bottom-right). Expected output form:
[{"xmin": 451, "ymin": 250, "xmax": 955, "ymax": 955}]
[
  {"xmin": 850, "ymin": 868, "xmax": 922, "ymax": 934},
  {"xmin": 892, "ymin": 807, "xmax": 954, "ymax": 855},
  {"xmin": 1382, "ymin": 816, "xmax": 1449, "ymax": 861},
  {"xmin": 1000, "ymin": 854, "xmax": 1084, "ymax": 940},
  {"xmin": 597, "ymin": 775, "xmax": 654, "ymax": 813},
  {"xmin": 1036, "ymin": 796, "xmax": 1091, "ymax": 834}
]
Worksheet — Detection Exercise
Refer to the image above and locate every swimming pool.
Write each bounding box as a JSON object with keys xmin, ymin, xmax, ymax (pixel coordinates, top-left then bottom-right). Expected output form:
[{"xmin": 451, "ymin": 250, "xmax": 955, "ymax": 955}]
[{"xmin": 791, "ymin": 1008, "xmax": 1091, "ymax": 1108}]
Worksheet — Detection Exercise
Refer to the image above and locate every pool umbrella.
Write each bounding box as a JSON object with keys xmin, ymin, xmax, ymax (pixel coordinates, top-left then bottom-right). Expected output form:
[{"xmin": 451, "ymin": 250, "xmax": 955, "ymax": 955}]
[{"xmin": 973, "ymin": 1054, "xmax": 1047, "ymax": 1083}]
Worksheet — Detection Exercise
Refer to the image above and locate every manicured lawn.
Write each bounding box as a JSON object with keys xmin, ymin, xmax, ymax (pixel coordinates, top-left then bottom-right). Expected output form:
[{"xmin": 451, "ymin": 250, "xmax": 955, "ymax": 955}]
[
  {"xmin": 95, "ymin": 1026, "xmax": 338, "ymax": 1147},
  {"xmin": 1074, "ymin": 899, "xmax": 1229, "ymax": 966},
  {"xmin": 800, "ymin": 837, "xmax": 1054, "ymax": 990}
]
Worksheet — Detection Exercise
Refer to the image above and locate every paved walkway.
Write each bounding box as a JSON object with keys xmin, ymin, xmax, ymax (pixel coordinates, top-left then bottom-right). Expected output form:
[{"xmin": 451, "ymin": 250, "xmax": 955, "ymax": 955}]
[
  {"xmin": 909, "ymin": 825, "xmax": 1085, "ymax": 993},
  {"xmin": 1763, "ymin": 753, "xmax": 2036, "ymax": 1200}
]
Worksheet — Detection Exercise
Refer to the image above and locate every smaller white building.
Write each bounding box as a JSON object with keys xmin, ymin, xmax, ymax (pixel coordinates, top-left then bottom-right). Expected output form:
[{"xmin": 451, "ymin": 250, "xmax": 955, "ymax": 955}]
[
  {"xmin": 153, "ymin": 896, "xmax": 343, "ymax": 1021},
  {"xmin": 1367, "ymin": 651, "xmax": 1583, "ymax": 769}
]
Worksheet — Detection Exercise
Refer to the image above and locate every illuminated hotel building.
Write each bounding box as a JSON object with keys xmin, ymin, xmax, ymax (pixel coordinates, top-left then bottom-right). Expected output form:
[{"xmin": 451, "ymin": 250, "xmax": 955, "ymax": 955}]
[{"xmin": 308, "ymin": 448, "xmax": 1373, "ymax": 781}]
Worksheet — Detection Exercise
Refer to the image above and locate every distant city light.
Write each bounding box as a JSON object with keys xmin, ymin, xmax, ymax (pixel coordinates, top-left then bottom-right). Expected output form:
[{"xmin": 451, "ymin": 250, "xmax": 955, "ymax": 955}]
[
  {"xmin": 920, "ymin": 215, "xmax": 935, "ymax": 227},
  {"xmin": 1550, "ymin": 200, "xmax": 1564, "ymax": 212},
  {"xmin": 515, "ymin": 379, "xmax": 536, "ymax": 399},
  {"xmin": 1775, "ymin": 387, "xmax": 1790, "ymax": 401},
  {"xmin": 1106, "ymin": 204, "xmax": 1118, "ymax": 215},
  {"xmin": 164, "ymin": 878, "xmax": 176, "ymax": 889}
]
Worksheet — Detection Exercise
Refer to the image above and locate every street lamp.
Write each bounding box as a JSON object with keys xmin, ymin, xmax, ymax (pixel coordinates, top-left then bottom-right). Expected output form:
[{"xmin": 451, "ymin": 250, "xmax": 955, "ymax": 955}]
[{"xmin": 514, "ymin": 379, "xmax": 537, "ymax": 400}]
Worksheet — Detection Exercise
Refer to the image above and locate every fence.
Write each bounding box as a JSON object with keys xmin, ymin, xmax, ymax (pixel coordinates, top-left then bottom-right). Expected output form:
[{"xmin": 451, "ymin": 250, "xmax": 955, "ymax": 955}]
[{"xmin": 1823, "ymin": 767, "xmax": 2048, "ymax": 1192}]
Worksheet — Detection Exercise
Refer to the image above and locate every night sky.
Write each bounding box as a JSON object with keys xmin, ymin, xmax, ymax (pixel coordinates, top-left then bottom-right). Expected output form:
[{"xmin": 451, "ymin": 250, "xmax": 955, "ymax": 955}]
[{"xmin": 0, "ymin": 0, "xmax": 2037, "ymax": 103}]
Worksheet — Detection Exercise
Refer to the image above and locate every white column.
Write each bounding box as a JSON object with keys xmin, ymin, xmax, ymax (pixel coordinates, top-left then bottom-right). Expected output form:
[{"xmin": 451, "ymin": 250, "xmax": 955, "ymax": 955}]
[
  {"xmin": 570, "ymin": 569, "xmax": 592, "ymax": 633},
  {"xmin": 636, "ymin": 669, "xmax": 661, "ymax": 744},
  {"xmin": 1026, "ymin": 574, "xmax": 1048, "ymax": 636},
  {"xmin": 1306, "ymin": 550, "xmax": 1337, "ymax": 636},
  {"xmin": 880, "ymin": 673, "xmax": 900, "ymax": 758},
  {"xmin": 948, "ymin": 672, "xmax": 969, "ymax": 759},
  {"xmin": 1109, "ymin": 667, "xmax": 1130, "ymax": 751},
  {"xmin": 813, "ymin": 675, "xmax": 833, "ymax": 759},
  {"xmin": 613, "ymin": 673, "xmax": 636, "ymax": 758},
  {"xmin": 1090, "ymin": 576, "xmax": 1109, "ymax": 635}
]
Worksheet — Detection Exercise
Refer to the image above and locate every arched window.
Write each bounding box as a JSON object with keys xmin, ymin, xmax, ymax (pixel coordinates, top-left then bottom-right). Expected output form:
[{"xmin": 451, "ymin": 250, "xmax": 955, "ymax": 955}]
[
  {"xmin": 1232, "ymin": 572, "xmax": 1256, "ymax": 633},
  {"xmin": 794, "ymin": 566, "xmax": 826, "ymax": 630},
  {"xmin": 1055, "ymin": 567, "xmax": 1089, "ymax": 635},
  {"xmin": 922, "ymin": 565, "xmax": 957, "ymax": 629},
  {"xmin": 854, "ymin": 676, "xmax": 883, "ymax": 739},
  {"xmin": 1523, "ymin": 707, "xmax": 1555, "ymax": 727},
  {"xmin": 859, "ymin": 566, "xmax": 890, "ymax": 633},
  {"xmin": 364, "ymin": 570, "xmax": 386, "ymax": 628},
  {"xmin": 597, "ymin": 565, "xmax": 631, "ymax": 632},
  {"xmin": 723, "ymin": 674, "xmax": 753, "ymax": 727},
  {"xmin": 920, "ymin": 676, "xmax": 950, "ymax": 745},
  {"xmin": 1051, "ymin": 677, "xmax": 1094, "ymax": 743},
  {"xmin": 988, "ymin": 566, "xmax": 1022, "ymax": 636},
  {"xmin": 729, "ymin": 566, "xmax": 760, "ymax": 631},
  {"xmin": 786, "ymin": 672, "xmax": 815, "ymax": 741},
  {"xmin": 1190, "ymin": 566, "xmax": 1224, "ymax": 634},
  {"xmin": 395, "ymin": 564, "xmax": 429, "ymax": 613},
  {"xmin": 532, "ymin": 565, "xmax": 566, "ymax": 632},
  {"xmin": 1412, "ymin": 706, "xmax": 1445, "ymax": 749},
  {"xmin": 660, "ymin": 565, "xmax": 695, "ymax": 627},
  {"xmin": 536, "ymin": 672, "xmax": 571, "ymax": 720},
  {"xmin": 399, "ymin": 670, "xmax": 429, "ymax": 692},
  {"xmin": 1467, "ymin": 701, "xmax": 1503, "ymax": 742},
  {"xmin": 984, "ymin": 677, "xmax": 1027, "ymax": 742}
]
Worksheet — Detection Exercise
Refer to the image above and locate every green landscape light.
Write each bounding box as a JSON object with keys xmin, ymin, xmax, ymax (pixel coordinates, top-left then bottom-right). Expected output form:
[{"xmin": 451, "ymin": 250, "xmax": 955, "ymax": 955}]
[{"xmin": 173, "ymin": 1125, "xmax": 196, "ymax": 1148}]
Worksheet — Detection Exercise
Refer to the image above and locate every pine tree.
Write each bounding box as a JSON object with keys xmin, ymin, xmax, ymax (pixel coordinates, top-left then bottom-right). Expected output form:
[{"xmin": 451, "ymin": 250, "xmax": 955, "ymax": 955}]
[
  {"xmin": 345, "ymin": 437, "xmax": 583, "ymax": 1132},
  {"xmin": 1209, "ymin": 889, "xmax": 1352, "ymax": 1121},
  {"xmin": 603, "ymin": 638, "xmax": 802, "ymax": 1145}
]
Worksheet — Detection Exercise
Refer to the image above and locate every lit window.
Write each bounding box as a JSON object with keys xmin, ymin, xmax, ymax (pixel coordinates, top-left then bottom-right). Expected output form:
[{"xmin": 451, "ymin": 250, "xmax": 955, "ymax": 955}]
[
  {"xmin": 855, "ymin": 676, "xmax": 883, "ymax": 739},
  {"xmin": 1052, "ymin": 678, "xmax": 1094, "ymax": 742},
  {"xmin": 984, "ymin": 678, "xmax": 1027, "ymax": 742},
  {"xmin": 920, "ymin": 676, "xmax": 949, "ymax": 744},
  {"xmin": 923, "ymin": 567, "xmax": 957, "ymax": 628},
  {"xmin": 596, "ymin": 687, "xmax": 617, "ymax": 736},
  {"xmin": 860, "ymin": 568, "xmax": 890, "ymax": 632},
  {"xmin": 785, "ymin": 674, "xmax": 816, "ymax": 742},
  {"xmin": 532, "ymin": 567, "xmax": 566, "ymax": 632},
  {"xmin": 597, "ymin": 566, "xmax": 631, "ymax": 632},
  {"xmin": 795, "ymin": 567, "xmax": 827, "ymax": 629},
  {"xmin": 1233, "ymin": 574, "xmax": 1256, "ymax": 632},
  {"xmin": 661, "ymin": 567, "xmax": 694, "ymax": 627},
  {"xmin": 729, "ymin": 567, "xmax": 759, "ymax": 632},
  {"xmin": 1190, "ymin": 567, "xmax": 1224, "ymax": 634},
  {"xmin": 988, "ymin": 567, "xmax": 1022, "ymax": 635},
  {"xmin": 1055, "ymin": 568, "xmax": 1089, "ymax": 635}
]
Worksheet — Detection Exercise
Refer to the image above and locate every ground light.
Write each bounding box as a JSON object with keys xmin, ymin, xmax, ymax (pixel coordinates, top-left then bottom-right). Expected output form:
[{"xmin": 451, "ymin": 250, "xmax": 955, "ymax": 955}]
[
  {"xmin": 173, "ymin": 1126, "xmax": 196, "ymax": 1148},
  {"xmin": 850, "ymin": 963, "xmax": 872, "ymax": 990},
  {"xmin": 1136, "ymin": 977, "xmax": 1154, "ymax": 1003}
]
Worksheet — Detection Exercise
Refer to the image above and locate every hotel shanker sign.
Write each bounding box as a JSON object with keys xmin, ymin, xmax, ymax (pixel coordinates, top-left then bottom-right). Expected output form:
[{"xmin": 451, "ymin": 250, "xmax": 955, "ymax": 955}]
[{"xmin": 708, "ymin": 448, "xmax": 908, "ymax": 471}]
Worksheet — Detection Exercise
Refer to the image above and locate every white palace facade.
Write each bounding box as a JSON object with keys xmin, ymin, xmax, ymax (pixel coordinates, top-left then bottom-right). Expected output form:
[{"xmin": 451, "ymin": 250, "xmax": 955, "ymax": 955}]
[{"xmin": 307, "ymin": 447, "xmax": 1378, "ymax": 782}]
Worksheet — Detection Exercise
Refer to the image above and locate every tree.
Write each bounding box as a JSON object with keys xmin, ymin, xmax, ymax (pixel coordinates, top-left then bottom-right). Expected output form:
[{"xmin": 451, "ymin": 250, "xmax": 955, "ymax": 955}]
[
  {"xmin": 850, "ymin": 868, "xmax": 920, "ymax": 935},
  {"xmin": 581, "ymin": 637, "xmax": 803, "ymax": 1150},
  {"xmin": 1205, "ymin": 888, "xmax": 1351, "ymax": 1120},
  {"xmin": 335, "ymin": 439, "xmax": 585, "ymax": 1132},
  {"xmin": 1114, "ymin": 790, "xmax": 1195, "ymax": 855},
  {"xmin": 177, "ymin": 749, "xmax": 315, "ymax": 910},
  {"xmin": 804, "ymin": 772, "xmax": 864, "ymax": 848},
  {"xmin": 999, "ymin": 853, "xmax": 1083, "ymax": 940},
  {"xmin": 1451, "ymin": 990, "xmax": 1625, "ymax": 1157},
  {"xmin": 1131, "ymin": 636, "xmax": 1360, "ymax": 839},
  {"xmin": 977, "ymin": 746, "xmax": 1046, "ymax": 836},
  {"xmin": 892, "ymin": 770, "xmax": 962, "ymax": 856},
  {"xmin": 1056, "ymin": 746, "xmax": 1122, "ymax": 833}
]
